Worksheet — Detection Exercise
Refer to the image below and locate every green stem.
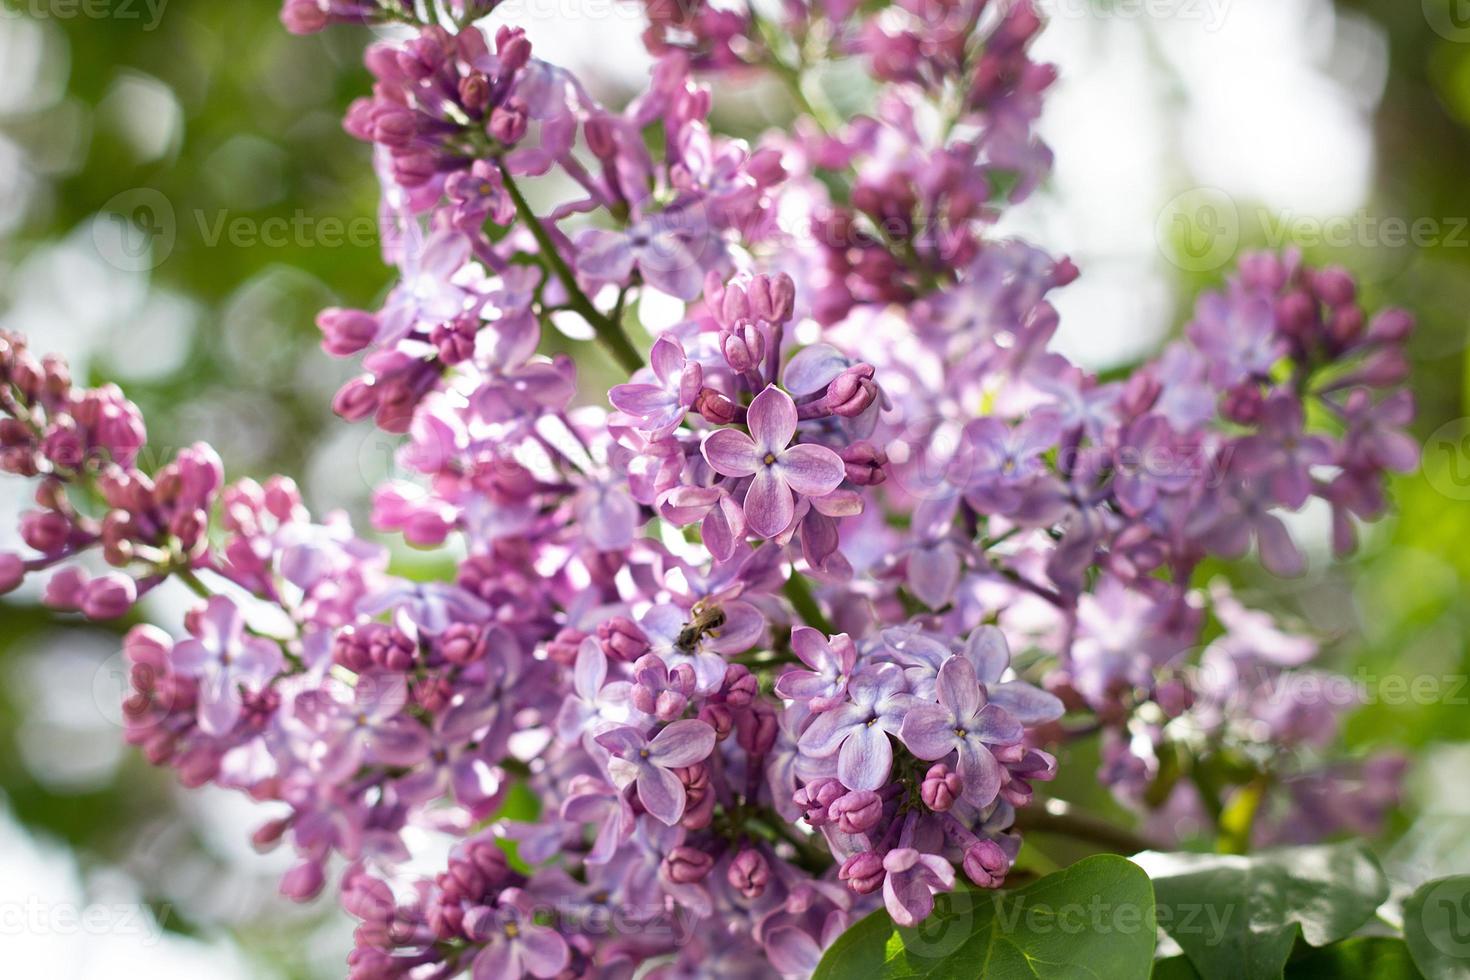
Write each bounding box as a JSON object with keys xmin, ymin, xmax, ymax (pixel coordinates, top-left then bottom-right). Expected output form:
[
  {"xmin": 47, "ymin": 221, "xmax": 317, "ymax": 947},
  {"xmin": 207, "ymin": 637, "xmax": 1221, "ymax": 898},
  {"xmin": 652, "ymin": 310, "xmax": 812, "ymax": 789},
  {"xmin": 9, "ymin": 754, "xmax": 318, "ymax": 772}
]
[
  {"xmin": 783, "ymin": 573, "xmax": 835, "ymax": 635},
  {"xmin": 1012, "ymin": 802, "xmax": 1161, "ymax": 855},
  {"xmin": 496, "ymin": 162, "xmax": 643, "ymax": 374}
]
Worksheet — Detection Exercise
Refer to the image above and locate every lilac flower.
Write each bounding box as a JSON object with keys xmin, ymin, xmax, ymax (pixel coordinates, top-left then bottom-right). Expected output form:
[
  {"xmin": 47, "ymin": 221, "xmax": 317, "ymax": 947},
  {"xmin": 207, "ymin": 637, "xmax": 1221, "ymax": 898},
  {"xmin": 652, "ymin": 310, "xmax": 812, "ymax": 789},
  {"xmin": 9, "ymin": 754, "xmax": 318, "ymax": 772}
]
[
  {"xmin": 882, "ymin": 847, "xmax": 955, "ymax": 928},
  {"xmin": 171, "ymin": 596, "xmax": 283, "ymax": 735},
  {"xmin": 609, "ymin": 335, "xmax": 702, "ymax": 438},
  {"xmin": 466, "ymin": 889, "xmax": 570, "ymax": 979},
  {"xmin": 773, "ymin": 627, "xmax": 858, "ymax": 711},
  {"xmin": 798, "ymin": 664, "xmax": 916, "ymax": 791},
  {"xmin": 702, "ymin": 386, "xmax": 846, "ymax": 538},
  {"xmin": 1234, "ymin": 394, "xmax": 1334, "ymax": 508},
  {"xmin": 576, "ymin": 206, "xmax": 718, "ymax": 300},
  {"xmin": 900, "ymin": 656, "xmax": 1023, "ymax": 808},
  {"xmin": 597, "ymin": 719, "xmax": 716, "ymax": 825},
  {"xmin": 292, "ymin": 674, "xmax": 432, "ymax": 783}
]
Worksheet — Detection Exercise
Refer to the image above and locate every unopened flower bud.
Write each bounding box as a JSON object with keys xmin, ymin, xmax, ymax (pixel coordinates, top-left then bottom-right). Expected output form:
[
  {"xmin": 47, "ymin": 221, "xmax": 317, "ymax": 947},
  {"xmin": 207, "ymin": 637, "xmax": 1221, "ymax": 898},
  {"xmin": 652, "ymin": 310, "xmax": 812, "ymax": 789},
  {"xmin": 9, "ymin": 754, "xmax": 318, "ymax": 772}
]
[
  {"xmin": 839, "ymin": 851, "xmax": 885, "ymax": 894},
  {"xmin": 597, "ymin": 616, "xmax": 649, "ymax": 662},
  {"xmin": 82, "ymin": 573, "xmax": 136, "ymax": 620},
  {"xmin": 664, "ymin": 846, "xmax": 714, "ymax": 884},
  {"xmin": 840, "ymin": 441, "xmax": 887, "ymax": 486},
  {"xmin": 829, "ymin": 790, "xmax": 883, "ymax": 833},
  {"xmin": 962, "ymin": 839, "xmax": 1009, "ymax": 889},
  {"xmin": 794, "ymin": 777, "xmax": 845, "ymax": 826},
  {"xmin": 826, "ymin": 364, "xmax": 877, "ymax": 418},
  {"xmin": 921, "ymin": 763, "xmax": 962, "ymax": 812},
  {"xmin": 694, "ymin": 388, "xmax": 739, "ymax": 426},
  {"xmin": 727, "ymin": 848, "xmax": 771, "ymax": 898}
]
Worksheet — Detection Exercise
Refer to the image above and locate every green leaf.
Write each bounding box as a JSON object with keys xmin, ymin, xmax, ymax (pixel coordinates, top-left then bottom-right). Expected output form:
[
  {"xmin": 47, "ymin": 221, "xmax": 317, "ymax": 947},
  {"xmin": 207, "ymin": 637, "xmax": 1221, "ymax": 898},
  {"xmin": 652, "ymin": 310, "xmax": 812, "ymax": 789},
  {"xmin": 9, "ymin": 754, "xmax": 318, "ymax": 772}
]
[
  {"xmin": 1287, "ymin": 938, "xmax": 1423, "ymax": 978},
  {"xmin": 1404, "ymin": 875, "xmax": 1470, "ymax": 979},
  {"xmin": 1133, "ymin": 842, "xmax": 1389, "ymax": 980},
  {"xmin": 1153, "ymin": 955, "xmax": 1203, "ymax": 978},
  {"xmin": 812, "ymin": 854, "xmax": 1156, "ymax": 979}
]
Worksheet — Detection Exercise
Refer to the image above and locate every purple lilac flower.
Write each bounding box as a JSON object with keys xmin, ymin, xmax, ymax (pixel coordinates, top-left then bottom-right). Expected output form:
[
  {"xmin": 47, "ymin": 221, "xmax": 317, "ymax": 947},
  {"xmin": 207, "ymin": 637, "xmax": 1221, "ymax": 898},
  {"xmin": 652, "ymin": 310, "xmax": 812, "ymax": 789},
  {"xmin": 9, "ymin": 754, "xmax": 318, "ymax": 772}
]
[
  {"xmin": 170, "ymin": 596, "xmax": 283, "ymax": 735},
  {"xmin": 702, "ymin": 385, "xmax": 846, "ymax": 538},
  {"xmin": 597, "ymin": 719, "xmax": 716, "ymax": 825},
  {"xmin": 900, "ymin": 656, "xmax": 1024, "ymax": 808}
]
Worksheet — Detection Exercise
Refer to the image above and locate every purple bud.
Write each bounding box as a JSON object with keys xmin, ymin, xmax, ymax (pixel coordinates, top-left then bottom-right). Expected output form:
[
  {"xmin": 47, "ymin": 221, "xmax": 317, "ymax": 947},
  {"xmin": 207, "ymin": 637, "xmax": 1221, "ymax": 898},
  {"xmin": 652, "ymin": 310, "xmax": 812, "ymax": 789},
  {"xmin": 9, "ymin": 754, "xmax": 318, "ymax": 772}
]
[
  {"xmin": 921, "ymin": 763, "xmax": 962, "ymax": 812},
  {"xmin": 694, "ymin": 388, "xmax": 739, "ymax": 426},
  {"xmin": 0, "ymin": 552, "xmax": 24, "ymax": 594},
  {"xmin": 664, "ymin": 846, "xmax": 714, "ymax": 884},
  {"xmin": 490, "ymin": 102, "xmax": 527, "ymax": 144},
  {"xmin": 720, "ymin": 321, "xmax": 765, "ymax": 374},
  {"xmin": 839, "ymin": 441, "xmax": 887, "ymax": 486},
  {"xmin": 962, "ymin": 839, "xmax": 1009, "ymax": 889},
  {"xmin": 829, "ymin": 790, "xmax": 883, "ymax": 833},
  {"xmin": 826, "ymin": 364, "xmax": 877, "ymax": 418},
  {"xmin": 597, "ymin": 616, "xmax": 649, "ymax": 662},
  {"xmin": 1368, "ymin": 308, "xmax": 1414, "ymax": 343},
  {"xmin": 722, "ymin": 664, "xmax": 758, "ymax": 707},
  {"xmin": 81, "ymin": 573, "xmax": 136, "ymax": 620},
  {"xmin": 721, "ymin": 284, "xmax": 750, "ymax": 326},
  {"xmin": 699, "ymin": 703, "xmax": 734, "ymax": 740},
  {"xmin": 546, "ymin": 626, "xmax": 589, "ymax": 666},
  {"xmin": 279, "ymin": 0, "xmax": 328, "ymax": 34},
  {"xmin": 838, "ymin": 851, "xmax": 886, "ymax": 894},
  {"xmin": 727, "ymin": 848, "xmax": 771, "ymax": 899},
  {"xmin": 794, "ymin": 777, "xmax": 845, "ymax": 826},
  {"xmin": 20, "ymin": 509, "xmax": 71, "ymax": 555},
  {"xmin": 440, "ymin": 623, "xmax": 486, "ymax": 666},
  {"xmin": 1311, "ymin": 266, "xmax": 1356, "ymax": 308},
  {"xmin": 736, "ymin": 704, "xmax": 779, "ymax": 756},
  {"xmin": 768, "ymin": 273, "xmax": 796, "ymax": 323},
  {"xmin": 332, "ymin": 377, "xmax": 379, "ymax": 422},
  {"xmin": 281, "ymin": 860, "xmax": 327, "ymax": 901}
]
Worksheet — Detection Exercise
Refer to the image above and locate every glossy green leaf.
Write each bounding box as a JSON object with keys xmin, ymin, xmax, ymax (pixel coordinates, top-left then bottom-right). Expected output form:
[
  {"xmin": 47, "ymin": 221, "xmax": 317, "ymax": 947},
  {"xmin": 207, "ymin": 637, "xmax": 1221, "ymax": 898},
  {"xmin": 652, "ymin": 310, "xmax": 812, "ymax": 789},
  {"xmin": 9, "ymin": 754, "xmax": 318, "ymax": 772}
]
[
  {"xmin": 1405, "ymin": 876, "xmax": 1470, "ymax": 979},
  {"xmin": 813, "ymin": 854, "xmax": 1156, "ymax": 979},
  {"xmin": 1287, "ymin": 938, "xmax": 1423, "ymax": 978},
  {"xmin": 1133, "ymin": 842, "xmax": 1388, "ymax": 980}
]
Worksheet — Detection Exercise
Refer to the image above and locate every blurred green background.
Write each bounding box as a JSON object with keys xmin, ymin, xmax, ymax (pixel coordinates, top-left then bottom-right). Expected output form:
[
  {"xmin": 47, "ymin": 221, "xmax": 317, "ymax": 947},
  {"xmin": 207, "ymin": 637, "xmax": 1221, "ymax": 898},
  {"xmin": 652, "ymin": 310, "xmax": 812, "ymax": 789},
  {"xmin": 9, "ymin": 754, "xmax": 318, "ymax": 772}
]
[{"xmin": 0, "ymin": 0, "xmax": 1468, "ymax": 975}]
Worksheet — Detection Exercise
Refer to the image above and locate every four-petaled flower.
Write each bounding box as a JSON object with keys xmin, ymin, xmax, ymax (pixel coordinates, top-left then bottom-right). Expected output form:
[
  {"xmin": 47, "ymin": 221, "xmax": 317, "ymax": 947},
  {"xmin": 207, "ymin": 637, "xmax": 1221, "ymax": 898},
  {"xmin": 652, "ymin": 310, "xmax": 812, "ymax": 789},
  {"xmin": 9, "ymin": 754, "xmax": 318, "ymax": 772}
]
[
  {"xmin": 596, "ymin": 719, "xmax": 717, "ymax": 825},
  {"xmin": 702, "ymin": 385, "xmax": 846, "ymax": 538},
  {"xmin": 171, "ymin": 596, "xmax": 284, "ymax": 735},
  {"xmin": 900, "ymin": 656, "xmax": 1023, "ymax": 808},
  {"xmin": 774, "ymin": 627, "xmax": 858, "ymax": 711},
  {"xmin": 797, "ymin": 664, "xmax": 917, "ymax": 791},
  {"xmin": 609, "ymin": 335, "xmax": 702, "ymax": 439}
]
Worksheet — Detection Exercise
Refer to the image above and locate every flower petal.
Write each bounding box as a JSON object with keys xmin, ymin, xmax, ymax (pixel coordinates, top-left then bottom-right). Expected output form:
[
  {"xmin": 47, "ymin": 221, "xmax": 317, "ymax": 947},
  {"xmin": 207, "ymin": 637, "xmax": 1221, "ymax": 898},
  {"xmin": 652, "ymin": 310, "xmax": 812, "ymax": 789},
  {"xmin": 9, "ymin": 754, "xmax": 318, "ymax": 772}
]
[
  {"xmin": 776, "ymin": 444, "xmax": 846, "ymax": 497},
  {"xmin": 935, "ymin": 655, "xmax": 982, "ymax": 720},
  {"xmin": 647, "ymin": 718, "xmax": 716, "ymax": 767},
  {"xmin": 898, "ymin": 703, "xmax": 959, "ymax": 760},
  {"xmin": 636, "ymin": 764, "xmax": 687, "ymax": 825},
  {"xmin": 837, "ymin": 721, "xmax": 893, "ymax": 791},
  {"xmin": 702, "ymin": 428, "xmax": 761, "ymax": 478},
  {"xmin": 988, "ymin": 681, "xmax": 1065, "ymax": 726},
  {"xmin": 743, "ymin": 467, "xmax": 795, "ymax": 538},
  {"xmin": 747, "ymin": 385, "xmax": 797, "ymax": 454}
]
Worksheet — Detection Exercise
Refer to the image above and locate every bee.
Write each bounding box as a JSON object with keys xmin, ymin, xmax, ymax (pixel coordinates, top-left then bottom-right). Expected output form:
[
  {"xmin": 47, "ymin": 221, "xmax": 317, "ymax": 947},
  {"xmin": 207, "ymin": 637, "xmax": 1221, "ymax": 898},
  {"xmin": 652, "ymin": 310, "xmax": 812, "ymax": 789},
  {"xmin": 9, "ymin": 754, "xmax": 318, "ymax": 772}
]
[{"xmin": 675, "ymin": 603, "xmax": 727, "ymax": 650}]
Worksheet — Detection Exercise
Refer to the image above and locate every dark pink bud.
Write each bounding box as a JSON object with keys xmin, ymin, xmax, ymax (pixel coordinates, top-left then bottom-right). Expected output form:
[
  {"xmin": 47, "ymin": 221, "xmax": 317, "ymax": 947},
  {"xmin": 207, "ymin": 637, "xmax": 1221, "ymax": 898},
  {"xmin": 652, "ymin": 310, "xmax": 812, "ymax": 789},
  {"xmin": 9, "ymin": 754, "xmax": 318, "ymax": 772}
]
[
  {"xmin": 0, "ymin": 552, "xmax": 24, "ymax": 594},
  {"xmin": 655, "ymin": 689, "xmax": 688, "ymax": 721},
  {"xmin": 694, "ymin": 388, "xmax": 739, "ymax": 426},
  {"xmin": 252, "ymin": 817, "xmax": 290, "ymax": 852},
  {"xmin": 490, "ymin": 102, "xmax": 527, "ymax": 144},
  {"xmin": 332, "ymin": 376, "xmax": 379, "ymax": 422},
  {"xmin": 736, "ymin": 704, "xmax": 779, "ymax": 756},
  {"xmin": 839, "ymin": 851, "xmax": 886, "ymax": 894},
  {"xmin": 81, "ymin": 574, "xmax": 136, "ymax": 620},
  {"xmin": 839, "ymin": 441, "xmax": 887, "ymax": 486},
  {"xmin": 720, "ymin": 284, "xmax": 750, "ymax": 326},
  {"xmin": 1311, "ymin": 266, "xmax": 1356, "ymax": 308},
  {"xmin": 459, "ymin": 72, "xmax": 490, "ymax": 115},
  {"xmin": 794, "ymin": 777, "xmax": 845, "ymax": 826},
  {"xmin": 1368, "ymin": 308, "xmax": 1414, "ymax": 343},
  {"xmin": 721, "ymin": 664, "xmax": 758, "ymax": 707},
  {"xmin": 962, "ymin": 839, "xmax": 1009, "ymax": 889},
  {"xmin": 698, "ymin": 703, "xmax": 734, "ymax": 740},
  {"xmin": 664, "ymin": 846, "xmax": 714, "ymax": 884},
  {"xmin": 768, "ymin": 272, "xmax": 796, "ymax": 323},
  {"xmin": 280, "ymin": 860, "xmax": 327, "ymax": 902},
  {"xmin": 829, "ymin": 790, "xmax": 883, "ymax": 833},
  {"xmin": 585, "ymin": 116, "xmax": 617, "ymax": 160},
  {"xmin": 596, "ymin": 617, "xmax": 649, "ymax": 664},
  {"xmin": 826, "ymin": 364, "xmax": 877, "ymax": 418},
  {"xmin": 921, "ymin": 763, "xmax": 962, "ymax": 812},
  {"xmin": 727, "ymin": 848, "xmax": 771, "ymax": 899},
  {"xmin": 546, "ymin": 626, "xmax": 589, "ymax": 665},
  {"xmin": 440, "ymin": 623, "xmax": 486, "ymax": 666},
  {"xmin": 20, "ymin": 509, "xmax": 70, "ymax": 554},
  {"xmin": 317, "ymin": 307, "xmax": 380, "ymax": 356}
]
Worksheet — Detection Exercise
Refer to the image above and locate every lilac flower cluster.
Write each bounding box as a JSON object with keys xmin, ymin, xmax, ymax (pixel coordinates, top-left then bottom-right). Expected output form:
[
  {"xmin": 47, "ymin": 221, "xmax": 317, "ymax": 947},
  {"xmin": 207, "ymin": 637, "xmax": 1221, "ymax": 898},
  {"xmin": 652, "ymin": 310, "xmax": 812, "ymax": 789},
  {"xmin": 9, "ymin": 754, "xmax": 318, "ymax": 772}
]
[{"xmin": 0, "ymin": 0, "xmax": 1426, "ymax": 976}]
